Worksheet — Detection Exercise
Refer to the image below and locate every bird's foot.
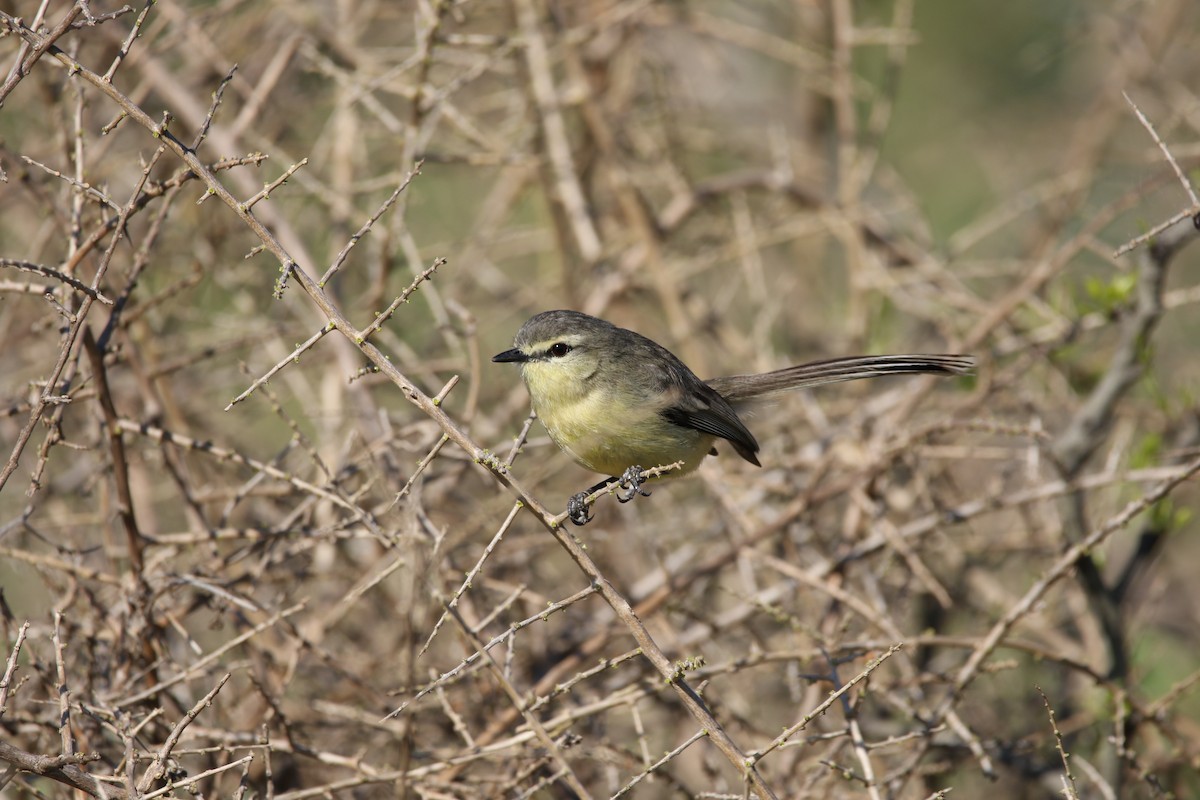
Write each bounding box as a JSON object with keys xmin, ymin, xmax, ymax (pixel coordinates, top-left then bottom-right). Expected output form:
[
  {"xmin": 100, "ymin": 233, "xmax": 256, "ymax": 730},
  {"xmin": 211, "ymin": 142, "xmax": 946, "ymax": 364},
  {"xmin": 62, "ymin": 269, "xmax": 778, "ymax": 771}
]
[
  {"xmin": 616, "ymin": 465, "xmax": 651, "ymax": 504},
  {"xmin": 566, "ymin": 468, "xmax": 652, "ymax": 525},
  {"xmin": 567, "ymin": 491, "xmax": 593, "ymax": 526}
]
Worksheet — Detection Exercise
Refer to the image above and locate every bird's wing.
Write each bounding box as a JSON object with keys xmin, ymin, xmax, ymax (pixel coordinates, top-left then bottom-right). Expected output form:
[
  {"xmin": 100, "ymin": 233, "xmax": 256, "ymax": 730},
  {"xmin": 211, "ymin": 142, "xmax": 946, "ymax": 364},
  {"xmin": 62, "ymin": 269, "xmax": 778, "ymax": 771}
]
[{"xmin": 661, "ymin": 388, "xmax": 761, "ymax": 466}]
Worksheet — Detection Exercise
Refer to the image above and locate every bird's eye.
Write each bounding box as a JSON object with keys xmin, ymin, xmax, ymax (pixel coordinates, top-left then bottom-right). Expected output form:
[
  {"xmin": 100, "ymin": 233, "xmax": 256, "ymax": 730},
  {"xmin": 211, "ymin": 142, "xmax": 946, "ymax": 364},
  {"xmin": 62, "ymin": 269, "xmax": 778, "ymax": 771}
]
[{"xmin": 548, "ymin": 342, "xmax": 572, "ymax": 358}]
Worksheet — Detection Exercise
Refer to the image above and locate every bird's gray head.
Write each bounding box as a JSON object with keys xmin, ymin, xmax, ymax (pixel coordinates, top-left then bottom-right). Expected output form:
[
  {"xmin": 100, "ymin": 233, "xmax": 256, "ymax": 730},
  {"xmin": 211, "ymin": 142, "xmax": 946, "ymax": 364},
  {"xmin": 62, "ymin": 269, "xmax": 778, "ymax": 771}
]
[{"xmin": 492, "ymin": 310, "xmax": 621, "ymax": 364}]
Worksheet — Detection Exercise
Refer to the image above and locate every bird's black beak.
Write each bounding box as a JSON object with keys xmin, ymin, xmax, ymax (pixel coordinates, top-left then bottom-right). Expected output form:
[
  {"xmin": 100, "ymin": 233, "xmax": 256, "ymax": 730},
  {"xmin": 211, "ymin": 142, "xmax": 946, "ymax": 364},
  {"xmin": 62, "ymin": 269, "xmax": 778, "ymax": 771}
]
[{"xmin": 492, "ymin": 348, "xmax": 528, "ymax": 363}]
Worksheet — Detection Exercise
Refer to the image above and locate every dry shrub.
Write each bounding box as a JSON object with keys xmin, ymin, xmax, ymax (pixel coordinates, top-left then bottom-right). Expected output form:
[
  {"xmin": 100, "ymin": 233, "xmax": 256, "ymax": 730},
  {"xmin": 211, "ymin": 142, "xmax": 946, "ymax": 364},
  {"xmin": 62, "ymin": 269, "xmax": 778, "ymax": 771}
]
[{"xmin": 1, "ymin": 1, "xmax": 1198, "ymax": 798}]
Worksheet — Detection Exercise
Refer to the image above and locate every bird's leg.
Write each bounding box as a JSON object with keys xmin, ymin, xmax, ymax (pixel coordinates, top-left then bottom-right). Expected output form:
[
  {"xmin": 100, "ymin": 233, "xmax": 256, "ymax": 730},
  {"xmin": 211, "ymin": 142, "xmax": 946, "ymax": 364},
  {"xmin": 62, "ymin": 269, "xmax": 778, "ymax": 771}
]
[
  {"xmin": 568, "ymin": 476, "xmax": 616, "ymax": 526},
  {"xmin": 616, "ymin": 465, "xmax": 651, "ymax": 503},
  {"xmin": 567, "ymin": 468, "xmax": 652, "ymax": 525}
]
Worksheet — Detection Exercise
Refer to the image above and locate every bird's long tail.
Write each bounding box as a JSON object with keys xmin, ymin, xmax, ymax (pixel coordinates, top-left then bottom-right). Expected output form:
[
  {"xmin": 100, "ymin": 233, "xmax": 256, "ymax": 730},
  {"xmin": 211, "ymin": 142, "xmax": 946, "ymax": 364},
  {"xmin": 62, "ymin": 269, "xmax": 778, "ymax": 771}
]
[{"xmin": 706, "ymin": 354, "xmax": 974, "ymax": 402}]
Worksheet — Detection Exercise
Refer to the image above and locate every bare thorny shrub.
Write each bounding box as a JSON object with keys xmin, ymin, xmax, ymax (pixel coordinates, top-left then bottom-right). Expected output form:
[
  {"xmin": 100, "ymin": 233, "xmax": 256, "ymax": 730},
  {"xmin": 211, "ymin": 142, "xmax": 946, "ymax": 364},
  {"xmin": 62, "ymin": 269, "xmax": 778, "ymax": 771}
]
[{"xmin": 0, "ymin": 1, "xmax": 1198, "ymax": 798}]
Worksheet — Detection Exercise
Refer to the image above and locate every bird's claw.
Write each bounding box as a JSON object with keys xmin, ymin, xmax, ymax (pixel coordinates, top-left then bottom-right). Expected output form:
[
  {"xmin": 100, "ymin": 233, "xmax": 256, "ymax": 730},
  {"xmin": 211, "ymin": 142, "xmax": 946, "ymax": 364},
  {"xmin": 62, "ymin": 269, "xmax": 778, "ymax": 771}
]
[
  {"xmin": 567, "ymin": 491, "xmax": 593, "ymax": 526},
  {"xmin": 616, "ymin": 465, "xmax": 651, "ymax": 503},
  {"xmin": 566, "ymin": 466, "xmax": 651, "ymax": 525}
]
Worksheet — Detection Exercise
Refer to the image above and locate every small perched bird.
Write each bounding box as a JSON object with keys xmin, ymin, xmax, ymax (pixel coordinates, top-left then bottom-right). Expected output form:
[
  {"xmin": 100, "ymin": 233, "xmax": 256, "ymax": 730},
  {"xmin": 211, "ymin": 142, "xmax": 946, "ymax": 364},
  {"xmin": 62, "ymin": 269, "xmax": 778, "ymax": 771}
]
[{"xmin": 494, "ymin": 310, "xmax": 972, "ymax": 524}]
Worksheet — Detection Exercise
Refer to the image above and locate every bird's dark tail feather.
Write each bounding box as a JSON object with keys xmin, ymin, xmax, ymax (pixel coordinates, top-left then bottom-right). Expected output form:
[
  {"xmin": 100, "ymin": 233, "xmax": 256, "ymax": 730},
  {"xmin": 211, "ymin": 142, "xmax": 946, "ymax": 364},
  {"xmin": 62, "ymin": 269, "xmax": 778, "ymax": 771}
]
[{"xmin": 706, "ymin": 354, "xmax": 974, "ymax": 402}]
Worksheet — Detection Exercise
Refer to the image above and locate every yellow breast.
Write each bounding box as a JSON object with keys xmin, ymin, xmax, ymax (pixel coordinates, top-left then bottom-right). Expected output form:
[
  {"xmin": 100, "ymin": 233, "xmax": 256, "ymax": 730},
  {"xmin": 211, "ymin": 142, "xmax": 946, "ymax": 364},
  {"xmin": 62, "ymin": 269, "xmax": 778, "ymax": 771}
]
[{"xmin": 522, "ymin": 363, "xmax": 712, "ymax": 477}]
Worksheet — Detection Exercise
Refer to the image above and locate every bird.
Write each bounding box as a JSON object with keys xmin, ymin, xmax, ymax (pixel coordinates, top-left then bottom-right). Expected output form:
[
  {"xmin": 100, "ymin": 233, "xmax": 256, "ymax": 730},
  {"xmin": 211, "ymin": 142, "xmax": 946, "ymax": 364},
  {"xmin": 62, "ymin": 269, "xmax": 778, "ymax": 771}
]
[{"xmin": 494, "ymin": 310, "xmax": 972, "ymax": 524}]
